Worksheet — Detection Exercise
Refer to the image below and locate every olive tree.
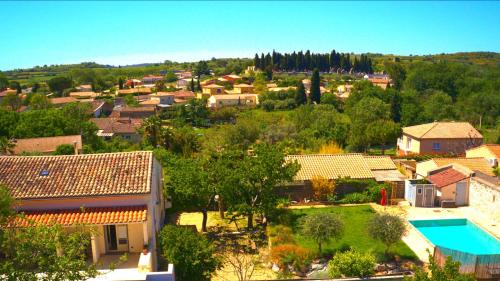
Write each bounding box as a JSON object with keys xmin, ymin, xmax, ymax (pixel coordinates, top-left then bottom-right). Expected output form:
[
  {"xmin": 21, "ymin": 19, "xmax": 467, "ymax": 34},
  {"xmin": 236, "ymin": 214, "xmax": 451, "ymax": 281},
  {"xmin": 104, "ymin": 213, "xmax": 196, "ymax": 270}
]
[
  {"xmin": 368, "ymin": 213, "xmax": 406, "ymax": 258},
  {"xmin": 299, "ymin": 212, "xmax": 344, "ymax": 254}
]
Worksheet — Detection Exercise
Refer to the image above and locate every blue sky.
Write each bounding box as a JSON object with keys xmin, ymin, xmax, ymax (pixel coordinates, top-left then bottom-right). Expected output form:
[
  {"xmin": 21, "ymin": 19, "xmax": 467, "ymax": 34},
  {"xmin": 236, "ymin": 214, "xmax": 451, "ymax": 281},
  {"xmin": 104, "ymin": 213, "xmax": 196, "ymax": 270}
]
[{"xmin": 1, "ymin": 1, "xmax": 499, "ymax": 70}]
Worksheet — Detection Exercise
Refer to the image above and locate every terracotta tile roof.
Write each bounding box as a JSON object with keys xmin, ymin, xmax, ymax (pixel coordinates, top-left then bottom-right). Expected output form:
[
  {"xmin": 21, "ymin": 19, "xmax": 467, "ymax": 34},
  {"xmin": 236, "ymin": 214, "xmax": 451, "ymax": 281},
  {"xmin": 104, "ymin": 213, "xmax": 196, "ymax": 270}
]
[
  {"xmin": 468, "ymin": 144, "xmax": 500, "ymax": 159},
  {"xmin": 285, "ymin": 154, "xmax": 374, "ymax": 181},
  {"xmin": 368, "ymin": 78, "xmax": 391, "ymax": 84},
  {"xmin": 428, "ymin": 157, "xmax": 494, "ymax": 176},
  {"xmin": 210, "ymin": 94, "xmax": 258, "ymax": 100},
  {"xmin": 156, "ymin": 92, "xmax": 176, "ymax": 97},
  {"xmin": 13, "ymin": 206, "xmax": 147, "ymax": 227},
  {"xmin": 203, "ymin": 84, "xmax": 225, "ymax": 89},
  {"xmin": 364, "ymin": 156, "xmax": 397, "ymax": 170},
  {"xmin": 12, "ymin": 135, "xmax": 82, "ymax": 155},
  {"xmin": 403, "ymin": 122, "xmax": 483, "ymax": 139},
  {"xmin": 91, "ymin": 118, "xmax": 143, "ymax": 134},
  {"xmin": 428, "ymin": 167, "xmax": 467, "ymax": 188},
  {"xmin": 50, "ymin": 97, "xmax": 79, "ymax": 105},
  {"xmin": 69, "ymin": 91, "xmax": 99, "ymax": 98},
  {"xmin": 118, "ymin": 88, "xmax": 152, "ymax": 95},
  {"xmin": 0, "ymin": 151, "xmax": 153, "ymax": 199}
]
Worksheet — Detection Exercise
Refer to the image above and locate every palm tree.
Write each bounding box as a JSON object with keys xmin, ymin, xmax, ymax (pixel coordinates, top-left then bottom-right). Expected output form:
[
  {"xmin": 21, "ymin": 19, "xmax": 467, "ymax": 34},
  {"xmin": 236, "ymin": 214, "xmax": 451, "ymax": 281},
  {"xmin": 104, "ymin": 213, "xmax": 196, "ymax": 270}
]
[
  {"xmin": 141, "ymin": 116, "xmax": 162, "ymax": 147},
  {"xmin": 0, "ymin": 137, "xmax": 16, "ymax": 155}
]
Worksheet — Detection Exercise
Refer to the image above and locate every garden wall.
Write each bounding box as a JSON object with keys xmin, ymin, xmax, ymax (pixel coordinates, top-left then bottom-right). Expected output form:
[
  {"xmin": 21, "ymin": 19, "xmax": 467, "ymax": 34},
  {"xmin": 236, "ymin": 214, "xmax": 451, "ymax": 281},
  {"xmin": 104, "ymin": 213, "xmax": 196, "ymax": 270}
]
[{"xmin": 469, "ymin": 177, "xmax": 500, "ymax": 222}]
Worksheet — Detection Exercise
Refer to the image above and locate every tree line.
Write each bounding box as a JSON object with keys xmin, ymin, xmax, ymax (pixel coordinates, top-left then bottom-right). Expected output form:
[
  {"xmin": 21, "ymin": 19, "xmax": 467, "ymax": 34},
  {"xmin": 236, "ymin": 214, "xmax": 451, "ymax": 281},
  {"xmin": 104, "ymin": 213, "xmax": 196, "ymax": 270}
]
[{"xmin": 253, "ymin": 50, "xmax": 373, "ymax": 73}]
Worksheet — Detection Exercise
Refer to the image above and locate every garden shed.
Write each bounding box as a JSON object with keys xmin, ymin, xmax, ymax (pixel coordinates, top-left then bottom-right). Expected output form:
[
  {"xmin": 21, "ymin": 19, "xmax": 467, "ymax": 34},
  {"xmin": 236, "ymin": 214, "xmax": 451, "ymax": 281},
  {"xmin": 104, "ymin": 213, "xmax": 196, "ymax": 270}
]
[{"xmin": 405, "ymin": 179, "xmax": 436, "ymax": 207}]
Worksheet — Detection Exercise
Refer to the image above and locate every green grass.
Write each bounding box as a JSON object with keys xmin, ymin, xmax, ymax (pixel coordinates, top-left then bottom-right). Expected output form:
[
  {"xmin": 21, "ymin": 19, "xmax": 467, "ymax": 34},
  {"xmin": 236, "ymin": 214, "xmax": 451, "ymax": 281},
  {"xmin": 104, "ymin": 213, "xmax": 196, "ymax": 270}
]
[{"xmin": 284, "ymin": 205, "xmax": 417, "ymax": 261}]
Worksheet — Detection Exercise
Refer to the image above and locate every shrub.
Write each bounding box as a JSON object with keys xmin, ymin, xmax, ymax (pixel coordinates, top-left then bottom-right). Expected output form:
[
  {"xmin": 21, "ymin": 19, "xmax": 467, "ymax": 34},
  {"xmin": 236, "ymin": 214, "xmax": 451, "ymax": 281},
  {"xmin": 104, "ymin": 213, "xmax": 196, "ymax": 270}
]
[
  {"xmin": 268, "ymin": 225, "xmax": 295, "ymax": 246},
  {"xmin": 339, "ymin": 192, "xmax": 370, "ymax": 204},
  {"xmin": 368, "ymin": 214, "xmax": 406, "ymax": 259},
  {"xmin": 270, "ymin": 244, "xmax": 313, "ymax": 273},
  {"xmin": 159, "ymin": 225, "xmax": 221, "ymax": 281},
  {"xmin": 261, "ymin": 100, "xmax": 275, "ymax": 112},
  {"xmin": 311, "ymin": 175, "xmax": 335, "ymax": 201},
  {"xmin": 54, "ymin": 144, "xmax": 75, "ymax": 155},
  {"xmin": 328, "ymin": 248, "xmax": 375, "ymax": 278}
]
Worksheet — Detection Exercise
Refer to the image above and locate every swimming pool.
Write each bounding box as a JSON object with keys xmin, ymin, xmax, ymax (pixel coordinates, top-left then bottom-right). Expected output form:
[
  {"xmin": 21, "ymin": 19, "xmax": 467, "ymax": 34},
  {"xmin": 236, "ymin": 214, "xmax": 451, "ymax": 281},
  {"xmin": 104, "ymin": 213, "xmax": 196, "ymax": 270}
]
[{"xmin": 410, "ymin": 219, "xmax": 500, "ymax": 255}]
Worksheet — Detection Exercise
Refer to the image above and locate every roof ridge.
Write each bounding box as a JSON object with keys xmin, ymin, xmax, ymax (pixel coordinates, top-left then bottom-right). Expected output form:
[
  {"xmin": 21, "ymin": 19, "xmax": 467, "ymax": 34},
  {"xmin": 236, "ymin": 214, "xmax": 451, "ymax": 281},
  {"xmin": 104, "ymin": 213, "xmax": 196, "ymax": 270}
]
[
  {"xmin": 0, "ymin": 150, "xmax": 153, "ymax": 159},
  {"xmin": 420, "ymin": 122, "xmax": 439, "ymax": 138}
]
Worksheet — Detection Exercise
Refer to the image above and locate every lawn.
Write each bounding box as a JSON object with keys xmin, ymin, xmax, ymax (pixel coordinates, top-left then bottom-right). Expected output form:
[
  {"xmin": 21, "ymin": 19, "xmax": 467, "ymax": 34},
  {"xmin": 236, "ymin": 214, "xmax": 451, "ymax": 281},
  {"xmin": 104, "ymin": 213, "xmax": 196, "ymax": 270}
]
[{"xmin": 284, "ymin": 205, "xmax": 417, "ymax": 261}]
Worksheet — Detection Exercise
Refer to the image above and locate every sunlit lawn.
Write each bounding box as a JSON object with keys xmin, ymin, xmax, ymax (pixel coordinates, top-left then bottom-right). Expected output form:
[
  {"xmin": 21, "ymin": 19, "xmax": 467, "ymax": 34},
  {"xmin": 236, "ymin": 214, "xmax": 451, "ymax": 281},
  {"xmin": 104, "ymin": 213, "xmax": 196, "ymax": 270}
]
[{"xmin": 286, "ymin": 205, "xmax": 417, "ymax": 261}]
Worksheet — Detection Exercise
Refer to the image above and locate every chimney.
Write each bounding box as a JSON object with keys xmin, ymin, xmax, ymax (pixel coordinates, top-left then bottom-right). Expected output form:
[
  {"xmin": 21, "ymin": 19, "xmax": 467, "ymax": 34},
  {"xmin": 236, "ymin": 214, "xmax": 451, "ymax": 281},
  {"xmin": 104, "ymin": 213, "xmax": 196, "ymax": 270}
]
[{"xmin": 73, "ymin": 141, "xmax": 78, "ymax": 155}]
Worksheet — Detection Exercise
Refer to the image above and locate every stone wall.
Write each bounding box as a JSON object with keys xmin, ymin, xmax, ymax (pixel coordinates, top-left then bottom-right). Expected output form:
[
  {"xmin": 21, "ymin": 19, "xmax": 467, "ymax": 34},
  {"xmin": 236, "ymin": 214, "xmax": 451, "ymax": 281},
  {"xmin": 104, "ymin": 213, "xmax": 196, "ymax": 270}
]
[{"xmin": 469, "ymin": 178, "xmax": 500, "ymax": 221}]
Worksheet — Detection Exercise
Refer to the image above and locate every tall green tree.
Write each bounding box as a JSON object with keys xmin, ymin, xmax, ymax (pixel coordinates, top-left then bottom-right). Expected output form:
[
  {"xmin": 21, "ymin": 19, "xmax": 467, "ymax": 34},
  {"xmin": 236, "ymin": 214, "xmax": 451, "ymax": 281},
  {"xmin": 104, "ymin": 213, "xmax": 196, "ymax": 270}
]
[
  {"xmin": 47, "ymin": 76, "xmax": 73, "ymax": 96},
  {"xmin": 310, "ymin": 69, "xmax": 321, "ymax": 104},
  {"xmin": 365, "ymin": 120, "xmax": 401, "ymax": 154},
  {"xmin": 368, "ymin": 214, "xmax": 406, "ymax": 258},
  {"xmin": 384, "ymin": 62, "xmax": 406, "ymax": 90},
  {"xmin": 224, "ymin": 144, "xmax": 300, "ymax": 228},
  {"xmin": 1, "ymin": 93, "xmax": 22, "ymax": 111},
  {"xmin": 159, "ymin": 225, "xmax": 221, "ymax": 281},
  {"xmin": 295, "ymin": 82, "xmax": 307, "ymax": 105},
  {"xmin": 29, "ymin": 93, "xmax": 51, "ymax": 110}
]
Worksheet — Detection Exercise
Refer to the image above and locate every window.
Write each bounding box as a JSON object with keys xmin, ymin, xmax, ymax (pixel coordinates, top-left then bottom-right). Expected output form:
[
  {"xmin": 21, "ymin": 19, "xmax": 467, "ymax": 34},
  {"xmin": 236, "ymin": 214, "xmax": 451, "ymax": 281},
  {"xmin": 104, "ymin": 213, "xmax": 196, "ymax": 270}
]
[
  {"xmin": 406, "ymin": 138, "xmax": 412, "ymax": 150},
  {"xmin": 417, "ymin": 188, "xmax": 422, "ymax": 195},
  {"xmin": 216, "ymin": 89, "xmax": 221, "ymax": 94},
  {"xmin": 432, "ymin": 142, "xmax": 441, "ymax": 151}
]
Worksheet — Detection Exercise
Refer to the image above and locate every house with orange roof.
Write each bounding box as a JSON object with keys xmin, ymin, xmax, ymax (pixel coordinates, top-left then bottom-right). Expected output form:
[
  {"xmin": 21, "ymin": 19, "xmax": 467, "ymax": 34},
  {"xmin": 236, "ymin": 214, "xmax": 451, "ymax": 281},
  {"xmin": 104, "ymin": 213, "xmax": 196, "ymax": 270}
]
[
  {"xmin": 466, "ymin": 144, "xmax": 500, "ymax": 168},
  {"xmin": 202, "ymin": 84, "xmax": 225, "ymax": 95},
  {"xmin": 91, "ymin": 117, "xmax": 143, "ymax": 142},
  {"xmin": 0, "ymin": 151, "xmax": 168, "ymax": 276},
  {"xmin": 397, "ymin": 122, "xmax": 483, "ymax": 156}
]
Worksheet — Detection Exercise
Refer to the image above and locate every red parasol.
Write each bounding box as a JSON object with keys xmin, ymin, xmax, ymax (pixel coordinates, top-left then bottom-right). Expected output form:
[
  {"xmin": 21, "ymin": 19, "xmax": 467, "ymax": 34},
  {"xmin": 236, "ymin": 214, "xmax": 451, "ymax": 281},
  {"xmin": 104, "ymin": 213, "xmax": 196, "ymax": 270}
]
[{"xmin": 380, "ymin": 188, "xmax": 387, "ymax": 206}]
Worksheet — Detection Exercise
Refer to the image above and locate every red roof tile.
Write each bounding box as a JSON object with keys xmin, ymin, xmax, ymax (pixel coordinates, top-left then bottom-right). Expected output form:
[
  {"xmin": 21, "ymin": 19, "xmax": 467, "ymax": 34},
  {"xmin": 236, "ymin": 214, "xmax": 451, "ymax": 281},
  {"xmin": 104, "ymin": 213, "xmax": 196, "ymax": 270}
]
[
  {"xmin": 13, "ymin": 206, "xmax": 147, "ymax": 227},
  {"xmin": 0, "ymin": 151, "xmax": 153, "ymax": 199},
  {"xmin": 428, "ymin": 167, "xmax": 467, "ymax": 188}
]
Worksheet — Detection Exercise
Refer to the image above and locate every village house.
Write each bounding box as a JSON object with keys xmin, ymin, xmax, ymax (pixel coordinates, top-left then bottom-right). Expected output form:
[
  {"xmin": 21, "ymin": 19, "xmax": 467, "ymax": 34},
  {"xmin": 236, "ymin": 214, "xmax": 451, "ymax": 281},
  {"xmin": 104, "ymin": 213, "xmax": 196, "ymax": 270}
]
[
  {"xmin": 76, "ymin": 84, "xmax": 93, "ymax": 92},
  {"xmin": 125, "ymin": 79, "xmax": 143, "ymax": 88},
  {"xmin": 91, "ymin": 117, "xmax": 143, "ymax": 143},
  {"xmin": 282, "ymin": 154, "xmax": 406, "ymax": 202},
  {"xmin": 110, "ymin": 106, "xmax": 156, "ymax": 119},
  {"xmin": 397, "ymin": 122, "xmax": 483, "ymax": 156},
  {"xmin": 416, "ymin": 157, "xmax": 495, "ymax": 178},
  {"xmin": 69, "ymin": 91, "xmax": 100, "ymax": 99},
  {"xmin": 202, "ymin": 84, "xmax": 225, "ymax": 95},
  {"xmin": 0, "ymin": 88, "xmax": 17, "ymax": 102},
  {"xmin": 171, "ymin": 90, "xmax": 196, "ymax": 104},
  {"xmin": 466, "ymin": 144, "xmax": 500, "ymax": 168},
  {"xmin": 175, "ymin": 71, "xmax": 192, "ymax": 80},
  {"xmin": 468, "ymin": 171, "xmax": 500, "ymax": 221},
  {"xmin": 220, "ymin": 74, "xmax": 241, "ymax": 82},
  {"xmin": 10, "ymin": 135, "xmax": 82, "ymax": 155},
  {"xmin": 0, "ymin": 151, "xmax": 169, "ymax": 279},
  {"xmin": 427, "ymin": 164, "xmax": 474, "ymax": 207},
  {"xmin": 207, "ymin": 94, "xmax": 259, "ymax": 109},
  {"xmin": 118, "ymin": 88, "xmax": 152, "ymax": 96},
  {"xmin": 141, "ymin": 75, "xmax": 164, "ymax": 85},
  {"xmin": 49, "ymin": 96, "xmax": 79, "ymax": 107},
  {"xmin": 176, "ymin": 78, "xmax": 196, "ymax": 89},
  {"xmin": 232, "ymin": 83, "xmax": 254, "ymax": 94},
  {"xmin": 151, "ymin": 92, "xmax": 175, "ymax": 108}
]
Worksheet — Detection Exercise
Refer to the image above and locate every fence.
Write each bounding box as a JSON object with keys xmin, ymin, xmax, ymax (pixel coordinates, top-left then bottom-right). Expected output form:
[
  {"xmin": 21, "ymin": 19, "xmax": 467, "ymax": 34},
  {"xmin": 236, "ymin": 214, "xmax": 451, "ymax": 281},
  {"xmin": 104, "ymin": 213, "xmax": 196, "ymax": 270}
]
[{"xmin": 434, "ymin": 246, "xmax": 500, "ymax": 280}]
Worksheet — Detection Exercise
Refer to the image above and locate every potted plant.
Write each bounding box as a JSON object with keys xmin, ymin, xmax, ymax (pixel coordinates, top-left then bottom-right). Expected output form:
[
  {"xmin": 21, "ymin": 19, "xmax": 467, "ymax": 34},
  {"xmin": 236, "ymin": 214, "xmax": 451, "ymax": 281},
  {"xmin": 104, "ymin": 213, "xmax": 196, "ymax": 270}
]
[{"xmin": 142, "ymin": 244, "xmax": 149, "ymax": 255}]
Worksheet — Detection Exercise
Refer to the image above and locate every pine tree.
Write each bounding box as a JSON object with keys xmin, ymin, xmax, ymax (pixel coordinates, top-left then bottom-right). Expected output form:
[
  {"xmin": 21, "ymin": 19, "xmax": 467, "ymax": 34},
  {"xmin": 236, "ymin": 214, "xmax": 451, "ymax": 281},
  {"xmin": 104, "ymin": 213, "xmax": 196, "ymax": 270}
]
[
  {"xmin": 254, "ymin": 54, "xmax": 261, "ymax": 69},
  {"xmin": 295, "ymin": 81, "xmax": 307, "ymax": 105},
  {"xmin": 310, "ymin": 69, "xmax": 321, "ymax": 104}
]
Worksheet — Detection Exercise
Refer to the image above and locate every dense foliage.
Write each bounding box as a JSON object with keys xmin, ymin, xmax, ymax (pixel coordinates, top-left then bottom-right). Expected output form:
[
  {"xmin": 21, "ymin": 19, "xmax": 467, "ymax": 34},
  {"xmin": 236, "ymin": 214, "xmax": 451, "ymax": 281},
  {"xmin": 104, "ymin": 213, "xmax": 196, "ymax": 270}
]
[
  {"xmin": 159, "ymin": 225, "xmax": 221, "ymax": 281},
  {"xmin": 327, "ymin": 248, "xmax": 376, "ymax": 278}
]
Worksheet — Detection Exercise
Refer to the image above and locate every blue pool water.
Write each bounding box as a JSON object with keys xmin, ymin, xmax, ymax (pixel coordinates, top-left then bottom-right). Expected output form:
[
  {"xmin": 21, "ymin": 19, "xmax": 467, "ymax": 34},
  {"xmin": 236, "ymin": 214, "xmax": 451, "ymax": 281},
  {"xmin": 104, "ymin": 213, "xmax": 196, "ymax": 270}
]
[{"xmin": 410, "ymin": 219, "xmax": 500, "ymax": 255}]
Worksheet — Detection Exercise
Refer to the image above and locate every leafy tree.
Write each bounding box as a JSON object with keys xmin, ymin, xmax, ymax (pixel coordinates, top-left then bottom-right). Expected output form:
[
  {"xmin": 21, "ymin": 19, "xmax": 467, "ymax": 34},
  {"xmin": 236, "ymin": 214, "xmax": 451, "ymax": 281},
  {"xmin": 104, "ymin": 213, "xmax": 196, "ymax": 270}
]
[
  {"xmin": 54, "ymin": 144, "xmax": 75, "ymax": 155},
  {"xmin": 0, "ymin": 72, "xmax": 9, "ymax": 91},
  {"xmin": 118, "ymin": 77, "xmax": 125, "ymax": 89},
  {"xmin": 253, "ymin": 72, "xmax": 267, "ymax": 95},
  {"xmin": 9, "ymin": 81, "xmax": 22, "ymax": 94},
  {"xmin": 123, "ymin": 94, "xmax": 139, "ymax": 107},
  {"xmin": 165, "ymin": 156, "xmax": 214, "ymax": 232},
  {"xmin": 368, "ymin": 214, "xmax": 406, "ymax": 258},
  {"xmin": 320, "ymin": 93, "xmax": 340, "ymax": 108},
  {"xmin": 299, "ymin": 212, "xmax": 344, "ymax": 254},
  {"xmin": 141, "ymin": 116, "xmax": 162, "ymax": 147},
  {"xmin": 159, "ymin": 225, "xmax": 221, "ymax": 281},
  {"xmin": 195, "ymin": 61, "xmax": 210, "ymax": 79},
  {"xmin": 1, "ymin": 92, "xmax": 22, "ymax": 111},
  {"xmin": 189, "ymin": 78, "xmax": 195, "ymax": 92},
  {"xmin": 404, "ymin": 253, "xmax": 474, "ymax": 281},
  {"xmin": 264, "ymin": 65, "xmax": 273, "ymax": 81},
  {"xmin": 384, "ymin": 62, "xmax": 406, "ymax": 90},
  {"xmin": 295, "ymin": 82, "xmax": 307, "ymax": 105},
  {"xmin": 29, "ymin": 93, "xmax": 51, "ymax": 110},
  {"xmin": 328, "ymin": 248, "xmax": 375, "ymax": 278},
  {"xmin": 0, "ymin": 109, "xmax": 19, "ymax": 137},
  {"xmin": 165, "ymin": 71, "xmax": 178, "ymax": 82},
  {"xmin": 422, "ymin": 91, "xmax": 456, "ymax": 121},
  {"xmin": 310, "ymin": 69, "xmax": 321, "ymax": 104},
  {"xmin": 365, "ymin": 120, "xmax": 401, "ymax": 154},
  {"xmin": 47, "ymin": 76, "xmax": 73, "ymax": 96},
  {"xmin": 0, "ymin": 185, "xmax": 98, "ymax": 281},
  {"xmin": 155, "ymin": 80, "xmax": 166, "ymax": 91},
  {"xmin": 224, "ymin": 144, "xmax": 299, "ymax": 228}
]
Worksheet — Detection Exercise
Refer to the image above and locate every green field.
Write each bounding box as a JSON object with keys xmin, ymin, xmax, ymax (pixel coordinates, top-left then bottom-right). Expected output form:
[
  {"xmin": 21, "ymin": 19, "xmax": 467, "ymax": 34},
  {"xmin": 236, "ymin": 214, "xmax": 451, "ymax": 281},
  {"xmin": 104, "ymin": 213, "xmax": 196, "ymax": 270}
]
[{"xmin": 284, "ymin": 205, "xmax": 417, "ymax": 261}]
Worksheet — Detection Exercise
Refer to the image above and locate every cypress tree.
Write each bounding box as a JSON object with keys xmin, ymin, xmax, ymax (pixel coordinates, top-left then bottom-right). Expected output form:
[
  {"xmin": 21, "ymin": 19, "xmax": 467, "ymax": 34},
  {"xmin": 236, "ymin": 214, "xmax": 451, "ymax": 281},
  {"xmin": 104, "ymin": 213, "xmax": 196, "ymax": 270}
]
[
  {"xmin": 295, "ymin": 81, "xmax": 307, "ymax": 105},
  {"xmin": 190, "ymin": 78, "xmax": 195, "ymax": 92},
  {"xmin": 310, "ymin": 69, "xmax": 321, "ymax": 104},
  {"xmin": 254, "ymin": 53, "xmax": 260, "ymax": 69}
]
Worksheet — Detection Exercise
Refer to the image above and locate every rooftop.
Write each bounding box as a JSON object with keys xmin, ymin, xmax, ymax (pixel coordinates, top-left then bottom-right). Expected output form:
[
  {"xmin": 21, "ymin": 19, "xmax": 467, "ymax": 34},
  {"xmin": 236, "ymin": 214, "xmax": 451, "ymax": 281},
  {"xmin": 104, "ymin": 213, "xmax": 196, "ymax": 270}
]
[
  {"xmin": 423, "ymin": 157, "xmax": 494, "ymax": 176},
  {"xmin": 285, "ymin": 154, "xmax": 374, "ymax": 181},
  {"xmin": 467, "ymin": 144, "xmax": 500, "ymax": 159},
  {"xmin": 0, "ymin": 151, "xmax": 153, "ymax": 199},
  {"xmin": 403, "ymin": 122, "xmax": 483, "ymax": 139},
  {"xmin": 428, "ymin": 166, "xmax": 467, "ymax": 188},
  {"xmin": 12, "ymin": 135, "xmax": 82, "ymax": 155}
]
